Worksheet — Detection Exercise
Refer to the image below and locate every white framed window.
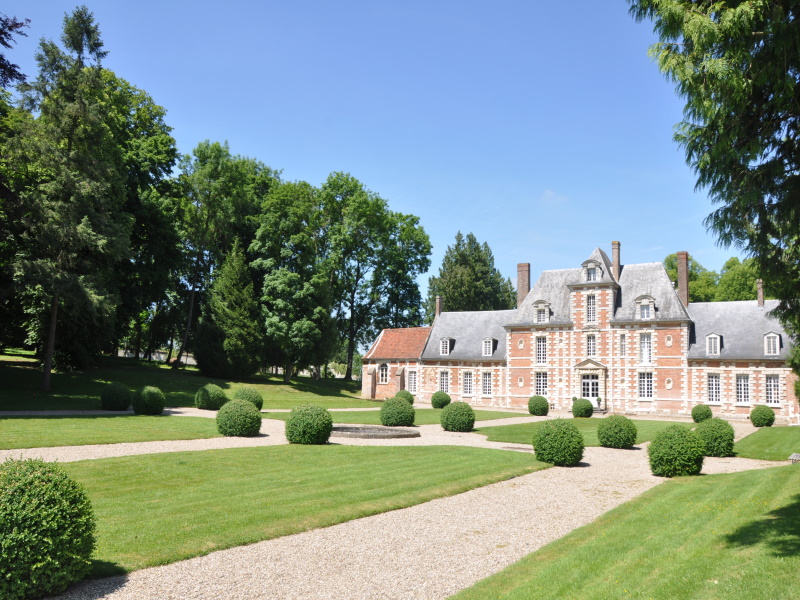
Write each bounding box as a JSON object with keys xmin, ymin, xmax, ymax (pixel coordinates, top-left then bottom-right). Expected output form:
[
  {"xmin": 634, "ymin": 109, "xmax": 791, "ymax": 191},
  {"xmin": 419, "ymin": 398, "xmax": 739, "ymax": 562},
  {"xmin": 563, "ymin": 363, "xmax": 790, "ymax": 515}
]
[
  {"xmin": 536, "ymin": 336, "xmax": 547, "ymax": 364},
  {"xmin": 439, "ymin": 370, "xmax": 449, "ymax": 393},
  {"xmin": 482, "ymin": 338, "xmax": 493, "ymax": 357},
  {"xmin": 736, "ymin": 374, "xmax": 750, "ymax": 404},
  {"xmin": 638, "ymin": 372, "xmax": 653, "ymax": 398},
  {"xmin": 378, "ymin": 363, "xmax": 389, "ymax": 384},
  {"xmin": 587, "ymin": 267, "xmax": 597, "ymax": 282},
  {"xmin": 462, "ymin": 371, "xmax": 474, "ymax": 395},
  {"xmin": 706, "ymin": 334, "xmax": 720, "ymax": 356},
  {"xmin": 586, "ymin": 295, "xmax": 596, "ymax": 322},
  {"xmin": 707, "ymin": 373, "xmax": 720, "ymax": 403},
  {"xmin": 766, "ymin": 374, "xmax": 780, "ymax": 404},
  {"xmin": 620, "ymin": 334, "xmax": 627, "ymax": 357},
  {"xmin": 765, "ymin": 334, "xmax": 780, "ymax": 356},
  {"xmin": 481, "ymin": 371, "xmax": 492, "ymax": 396},
  {"xmin": 440, "ymin": 338, "xmax": 450, "ymax": 356},
  {"xmin": 407, "ymin": 370, "xmax": 417, "ymax": 394},
  {"xmin": 536, "ymin": 308, "xmax": 547, "ymax": 323},
  {"xmin": 587, "ymin": 334, "xmax": 596, "ymax": 357},
  {"xmin": 640, "ymin": 304, "xmax": 651, "ymax": 320},
  {"xmin": 535, "ymin": 372, "xmax": 548, "ymax": 396},
  {"xmin": 639, "ymin": 333, "xmax": 652, "ymax": 364}
]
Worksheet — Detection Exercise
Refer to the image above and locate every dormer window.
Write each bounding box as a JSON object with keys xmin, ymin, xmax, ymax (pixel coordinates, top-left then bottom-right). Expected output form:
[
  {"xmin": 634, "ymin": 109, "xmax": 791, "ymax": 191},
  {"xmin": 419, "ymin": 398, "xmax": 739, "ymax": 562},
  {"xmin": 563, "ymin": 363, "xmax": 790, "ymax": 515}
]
[
  {"xmin": 482, "ymin": 338, "xmax": 495, "ymax": 357},
  {"xmin": 587, "ymin": 267, "xmax": 597, "ymax": 282},
  {"xmin": 533, "ymin": 300, "xmax": 550, "ymax": 324},
  {"xmin": 706, "ymin": 334, "xmax": 720, "ymax": 356},
  {"xmin": 765, "ymin": 333, "xmax": 780, "ymax": 356},
  {"xmin": 536, "ymin": 308, "xmax": 547, "ymax": 323},
  {"xmin": 440, "ymin": 338, "xmax": 451, "ymax": 356},
  {"xmin": 636, "ymin": 295, "xmax": 655, "ymax": 320}
]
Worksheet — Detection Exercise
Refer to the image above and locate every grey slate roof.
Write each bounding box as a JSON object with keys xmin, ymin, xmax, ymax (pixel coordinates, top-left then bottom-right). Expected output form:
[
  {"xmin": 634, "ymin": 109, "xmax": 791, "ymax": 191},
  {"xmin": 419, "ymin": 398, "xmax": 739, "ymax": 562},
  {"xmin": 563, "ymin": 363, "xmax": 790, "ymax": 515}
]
[
  {"xmin": 611, "ymin": 262, "xmax": 691, "ymax": 323},
  {"xmin": 512, "ymin": 267, "xmax": 580, "ymax": 326},
  {"xmin": 584, "ymin": 247, "xmax": 615, "ymax": 283},
  {"xmin": 421, "ymin": 310, "xmax": 516, "ymax": 361},
  {"xmin": 687, "ymin": 300, "xmax": 790, "ymax": 360}
]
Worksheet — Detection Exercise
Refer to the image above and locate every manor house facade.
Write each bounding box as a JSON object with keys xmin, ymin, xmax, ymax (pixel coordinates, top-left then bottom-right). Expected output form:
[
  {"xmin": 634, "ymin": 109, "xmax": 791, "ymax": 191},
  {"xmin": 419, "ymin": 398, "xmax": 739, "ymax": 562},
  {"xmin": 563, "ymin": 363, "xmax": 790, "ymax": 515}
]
[{"xmin": 361, "ymin": 242, "xmax": 799, "ymax": 424}]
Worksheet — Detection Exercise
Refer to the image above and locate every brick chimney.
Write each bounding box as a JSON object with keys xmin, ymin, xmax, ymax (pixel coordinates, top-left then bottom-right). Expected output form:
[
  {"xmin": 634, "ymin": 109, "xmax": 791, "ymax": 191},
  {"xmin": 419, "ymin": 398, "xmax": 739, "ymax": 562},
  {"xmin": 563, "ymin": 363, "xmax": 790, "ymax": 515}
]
[
  {"xmin": 611, "ymin": 241, "xmax": 621, "ymax": 281},
  {"xmin": 677, "ymin": 251, "xmax": 689, "ymax": 307},
  {"xmin": 517, "ymin": 263, "xmax": 530, "ymax": 308},
  {"xmin": 757, "ymin": 279, "xmax": 764, "ymax": 307},
  {"xmin": 435, "ymin": 295, "xmax": 442, "ymax": 318}
]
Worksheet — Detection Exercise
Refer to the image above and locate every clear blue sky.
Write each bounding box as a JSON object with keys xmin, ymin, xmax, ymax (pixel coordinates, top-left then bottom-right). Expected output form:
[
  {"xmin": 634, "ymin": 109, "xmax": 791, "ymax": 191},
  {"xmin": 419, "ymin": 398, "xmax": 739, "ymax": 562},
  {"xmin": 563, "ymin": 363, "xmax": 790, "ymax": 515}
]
[{"xmin": 5, "ymin": 1, "xmax": 743, "ymax": 295}]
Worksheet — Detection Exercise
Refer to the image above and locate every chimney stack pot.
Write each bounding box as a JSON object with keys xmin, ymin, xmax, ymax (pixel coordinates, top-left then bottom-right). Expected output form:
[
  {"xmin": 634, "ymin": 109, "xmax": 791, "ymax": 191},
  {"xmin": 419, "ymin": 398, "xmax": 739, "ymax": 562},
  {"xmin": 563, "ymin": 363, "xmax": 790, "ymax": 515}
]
[
  {"xmin": 676, "ymin": 251, "xmax": 690, "ymax": 307},
  {"xmin": 517, "ymin": 263, "xmax": 531, "ymax": 308}
]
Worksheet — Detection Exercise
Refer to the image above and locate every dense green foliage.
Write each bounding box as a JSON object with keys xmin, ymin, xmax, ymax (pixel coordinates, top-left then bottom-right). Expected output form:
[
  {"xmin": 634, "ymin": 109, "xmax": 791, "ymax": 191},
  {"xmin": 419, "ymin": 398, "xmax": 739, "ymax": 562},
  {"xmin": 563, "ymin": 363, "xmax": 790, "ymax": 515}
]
[
  {"xmin": 99, "ymin": 382, "xmax": 131, "ymax": 411},
  {"xmin": 380, "ymin": 397, "xmax": 416, "ymax": 427},
  {"xmin": 430, "ymin": 390, "xmax": 451, "ymax": 409},
  {"xmin": 596, "ymin": 415, "xmax": 637, "ymax": 449},
  {"xmin": 285, "ymin": 404, "xmax": 334, "ymax": 444},
  {"xmin": 528, "ymin": 395, "xmax": 549, "ymax": 416},
  {"xmin": 394, "ymin": 390, "xmax": 415, "ymax": 405},
  {"xmin": 696, "ymin": 417, "xmax": 734, "ymax": 457},
  {"xmin": 750, "ymin": 404, "xmax": 776, "ymax": 428},
  {"xmin": 263, "ymin": 408, "xmax": 517, "ymax": 426},
  {"xmin": 440, "ymin": 401, "xmax": 476, "ymax": 432},
  {"xmin": 691, "ymin": 404, "xmax": 712, "ymax": 423},
  {"xmin": 648, "ymin": 425, "xmax": 704, "ymax": 477},
  {"xmin": 0, "ymin": 458, "xmax": 95, "ymax": 599},
  {"xmin": 132, "ymin": 386, "xmax": 165, "ymax": 415},
  {"xmin": 216, "ymin": 399, "xmax": 262, "ymax": 437},
  {"xmin": 532, "ymin": 419, "xmax": 584, "ymax": 466},
  {"xmin": 571, "ymin": 398, "xmax": 594, "ymax": 418},
  {"xmin": 194, "ymin": 383, "xmax": 229, "ymax": 410},
  {"xmin": 232, "ymin": 386, "xmax": 263, "ymax": 411}
]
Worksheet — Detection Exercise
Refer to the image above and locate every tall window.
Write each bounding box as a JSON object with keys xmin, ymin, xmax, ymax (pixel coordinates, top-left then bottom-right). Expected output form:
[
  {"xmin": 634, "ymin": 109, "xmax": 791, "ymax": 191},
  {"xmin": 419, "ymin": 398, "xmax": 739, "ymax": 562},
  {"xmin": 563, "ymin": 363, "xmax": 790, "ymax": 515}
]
[
  {"xmin": 440, "ymin": 339, "xmax": 450, "ymax": 356},
  {"xmin": 639, "ymin": 333, "xmax": 652, "ymax": 364},
  {"xmin": 586, "ymin": 295, "xmax": 596, "ymax": 322},
  {"xmin": 482, "ymin": 371, "xmax": 492, "ymax": 396},
  {"xmin": 766, "ymin": 374, "xmax": 780, "ymax": 404},
  {"xmin": 535, "ymin": 372, "xmax": 548, "ymax": 396},
  {"xmin": 587, "ymin": 267, "xmax": 597, "ymax": 281},
  {"xmin": 707, "ymin": 374, "xmax": 720, "ymax": 403},
  {"xmin": 765, "ymin": 334, "xmax": 779, "ymax": 356},
  {"xmin": 407, "ymin": 370, "xmax": 417, "ymax": 394},
  {"xmin": 587, "ymin": 334, "xmax": 596, "ymax": 357},
  {"xmin": 536, "ymin": 336, "xmax": 547, "ymax": 364},
  {"xmin": 439, "ymin": 371, "xmax": 449, "ymax": 393},
  {"xmin": 736, "ymin": 374, "xmax": 750, "ymax": 404},
  {"xmin": 707, "ymin": 335, "xmax": 719, "ymax": 356},
  {"xmin": 640, "ymin": 304, "xmax": 651, "ymax": 320},
  {"xmin": 482, "ymin": 339, "xmax": 493, "ymax": 357},
  {"xmin": 462, "ymin": 371, "xmax": 473, "ymax": 395},
  {"xmin": 620, "ymin": 334, "xmax": 627, "ymax": 357},
  {"xmin": 536, "ymin": 308, "xmax": 547, "ymax": 323},
  {"xmin": 638, "ymin": 372, "xmax": 653, "ymax": 398},
  {"xmin": 378, "ymin": 364, "xmax": 388, "ymax": 384}
]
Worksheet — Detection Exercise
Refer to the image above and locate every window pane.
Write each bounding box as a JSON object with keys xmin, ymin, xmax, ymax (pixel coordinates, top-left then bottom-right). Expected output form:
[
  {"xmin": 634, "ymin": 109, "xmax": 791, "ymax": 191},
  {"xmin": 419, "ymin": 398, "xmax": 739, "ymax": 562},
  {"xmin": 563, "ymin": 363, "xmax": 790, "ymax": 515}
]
[
  {"xmin": 736, "ymin": 374, "xmax": 749, "ymax": 404},
  {"xmin": 587, "ymin": 295, "xmax": 596, "ymax": 322},
  {"xmin": 639, "ymin": 333, "xmax": 651, "ymax": 363},
  {"xmin": 766, "ymin": 375, "xmax": 779, "ymax": 404},
  {"xmin": 587, "ymin": 334, "xmax": 596, "ymax": 356},
  {"xmin": 408, "ymin": 371, "xmax": 417, "ymax": 394},
  {"xmin": 620, "ymin": 334, "xmax": 626, "ymax": 356},
  {"xmin": 707, "ymin": 374, "xmax": 720, "ymax": 403},
  {"xmin": 439, "ymin": 371, "xmax": 449, "ymax": 393},
  {"xmin": 482, "ymin": 371, "xmax": 492, "ymax": 395},
  {"xmin": 638, "ymin": 372, "xmax": 653, "ymax": 398},
  {"xmin": 535, "ymin": 372, "xmax": 548, "ymax": 396},
  {"xmin": 536, "ymin": 337, "xmax": 547, "ymax": 363}
]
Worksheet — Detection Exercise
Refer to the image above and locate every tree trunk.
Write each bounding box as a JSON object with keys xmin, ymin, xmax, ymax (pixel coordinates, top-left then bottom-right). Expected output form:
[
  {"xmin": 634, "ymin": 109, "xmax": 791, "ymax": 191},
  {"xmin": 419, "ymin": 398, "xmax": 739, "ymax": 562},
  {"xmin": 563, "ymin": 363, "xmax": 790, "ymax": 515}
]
[
  {"xmin": 42, "ymin": 293, "xmax": 59, "ymax": 392},
  {"xmin": 283, "ymin": 361, "xmax": 292, "ymax": 383},
  {"xmin": 166, "ymin": 336, "xmax": 174, "ymax": 364},
  {"xmin": 174, "ymin": 254, "xmax": 202, "ymax": 367},
  {"xmin": 344, "ymin": 325, "xmax": 356, "ymax": 381},
  {"xmin": 133, "ymin": 315, "xmax": 142, "ymax": 360}
]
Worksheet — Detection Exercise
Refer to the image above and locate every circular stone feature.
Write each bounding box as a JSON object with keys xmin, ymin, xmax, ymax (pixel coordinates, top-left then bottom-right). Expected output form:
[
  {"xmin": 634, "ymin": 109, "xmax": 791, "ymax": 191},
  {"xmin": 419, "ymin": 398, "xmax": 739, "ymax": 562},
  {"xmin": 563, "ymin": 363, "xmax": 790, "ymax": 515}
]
[{"xmin": 330, "ymin": 425, "xmax": 421, "ymax": 439}]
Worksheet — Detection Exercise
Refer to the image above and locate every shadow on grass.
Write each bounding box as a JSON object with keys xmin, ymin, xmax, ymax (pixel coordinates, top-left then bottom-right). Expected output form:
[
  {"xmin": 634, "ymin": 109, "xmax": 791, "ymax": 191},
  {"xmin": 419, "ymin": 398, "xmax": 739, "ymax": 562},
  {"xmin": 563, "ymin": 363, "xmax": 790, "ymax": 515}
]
[
  {"xmin": 91, "ymin": 559, "xmax": 127, "ymax": 579},
  {"xmin": 724, "ymin": 493, "xmax": 800, "ymax": 557}
]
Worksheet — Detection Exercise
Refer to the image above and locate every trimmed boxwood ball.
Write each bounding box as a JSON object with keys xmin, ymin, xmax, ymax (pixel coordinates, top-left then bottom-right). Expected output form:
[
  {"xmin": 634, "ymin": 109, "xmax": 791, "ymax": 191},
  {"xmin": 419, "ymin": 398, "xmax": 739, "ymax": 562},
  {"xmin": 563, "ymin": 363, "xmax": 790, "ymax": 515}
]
[
  {"xmin": 440, "ymin": 401, "xmax": 475, "ymax": 432},
  {"xmin": 232, "ymin": 386, "xmax": 263, "ymax": 411},
  {"xmin": 100, "ymin": 382, "xmax": 131, "ymax": 411},
  {"xmin": 216, "ymin": 399, "xmax": 262, "ymax": 437},
  {"xmin": 132, "ymin": 386, "xmax": 165, "ymax": 415},
  {"xmin": 696, "ymin": 417, "xmax": 735, "ymax": 457},
  {"xmin": 532, "ymin": 419, "xmax": 584, "ymax": 466},
  {"xmin": 750, "ymin": 405, "xmax": 776, "ymax": 427},
  {"xmin": 597, "ymin": 415, "xmax": 638, "ymax": 449},
  {"xmin": 648, "ymin": 425, "xmax": 704, "ymax": 477},
  {"xmin": 691, "ymin": 404, "xmax": 713, "ymax": 423},
  {"xmin": 380, "ymin": 397, "xmax": 416, "ymax": 427},
  {"xmin": 194, "ymin": 383, "xmax": 229, "ymax": 410},
  {"xmin": 285, "ymin": 404, "xmax": 333, "ymax": 444},
  {"xmin": 431, "ymin": 390, "xmax": 452, "ymax": 409},
  {"xmin": 572, "ymin": 398, "xmax": 594, "ymax": 418},
  {"xmin": 0, "ymin": 458, "xmax": 96, "ymax": 600},
  {"xmin": 394, "ymin": 390, "xmax": 415, "ymax": 405},
  {"xmin": 528, "ymin": 395, "xmax": 549, "ymax": 416}
]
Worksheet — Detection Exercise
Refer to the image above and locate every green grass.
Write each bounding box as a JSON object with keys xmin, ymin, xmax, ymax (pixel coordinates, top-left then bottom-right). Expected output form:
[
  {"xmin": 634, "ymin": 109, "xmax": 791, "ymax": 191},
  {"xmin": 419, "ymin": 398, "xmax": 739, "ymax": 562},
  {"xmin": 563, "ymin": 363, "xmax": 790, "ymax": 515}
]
[
  {"xmin": 734, "ymin": 426, "xmax": 800, "ymax": 461},
  {"xmin": 476, "ymin": 418, "xmax": 688, "ymax": 446},
  {"xmin": 263, "ymin": 409, "xmax": 524, "ymax": 425},
  {"xmin": 59, "ymin": 445, "xmax": 547, "ymax": 576},
  {"xmin": 0, "ymin": 350, "xmax": 375, "ymax": 410},
  {"xmin": 451, "ymin": 464, "xmax": 799, "ymax": 600},
  {"xmin": 0, "ymin": 415, "xmax": 221, "ymax": 449}
]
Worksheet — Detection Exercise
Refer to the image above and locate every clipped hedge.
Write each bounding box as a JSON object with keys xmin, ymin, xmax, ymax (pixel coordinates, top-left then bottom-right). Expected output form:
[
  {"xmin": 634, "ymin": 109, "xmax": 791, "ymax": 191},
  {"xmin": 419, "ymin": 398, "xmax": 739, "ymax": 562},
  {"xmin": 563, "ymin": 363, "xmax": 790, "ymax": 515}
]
[
  {"xmin": 194, "ymin": 383, "xmax": 229, "ymax": 410},
  {"xmin": 440, "ymin": 401, "xmax": 475, "ymax": 432},
  {"xmin": 572, "ymin": 398, "xmax": 594, "ymax": 418},
  {"xmin": 0, "ymin": 458, "xmax": 96, "ymax": 600},
  {"xmin": 648, "ymin": 425, "xmax": 704, "ymax": 477},
  {"xmin": 532, "ymin": 419, "xmax": 584, "ymax": 466},
  {"xmin": 232, "ymin": 386, "xmax": 263, "ymax": 411},
  {"xmin": 216, "ymin": 399, "xmax": 262, "ymax": 437},
  {"xmin": 696, "ymin": 417, "xmax": 735, "ymax": 457},
  {"xmin": 597, "ymin": 415, "xmax": 638, "ymax": 449},
  {"xmin": 431, "ymin": 391, "xmax": 452, "ymax": 409},
  {"xmin": 750, "ymin": 405, "xmax": 776, "ymax": 427},
  {"xmin": 691, "ymin": 404, "xmax": 713, "ymax": 423},
  {"xmin": 380, "ymin": 397, "xmax": 416, "ymax": 427},
  {"xmin": 132, "ymin": 386, "xmax": 165, "ymax": 415},
  {"xmin": 528, "ymin": 395, "xmax": 549, "ymax": 416},
  {"xmin": 285, "ymin": 404, "xmax": 333, "ymax": 444},
  {"xmin": 100, "ymin": 382, "xmax": 131, "ymax": 411},
  {"xmin": 394, "ymin": 390, "xmax": 415, "ymax": 405}
]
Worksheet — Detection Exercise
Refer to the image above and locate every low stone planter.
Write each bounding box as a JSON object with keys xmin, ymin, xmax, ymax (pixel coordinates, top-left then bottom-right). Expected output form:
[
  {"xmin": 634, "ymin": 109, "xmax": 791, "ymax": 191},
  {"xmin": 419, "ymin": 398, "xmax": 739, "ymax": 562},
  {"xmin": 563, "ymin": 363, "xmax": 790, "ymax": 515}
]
[{"xmin": 330, "ymin": 425, "xmax": 421, "ymax": 439}]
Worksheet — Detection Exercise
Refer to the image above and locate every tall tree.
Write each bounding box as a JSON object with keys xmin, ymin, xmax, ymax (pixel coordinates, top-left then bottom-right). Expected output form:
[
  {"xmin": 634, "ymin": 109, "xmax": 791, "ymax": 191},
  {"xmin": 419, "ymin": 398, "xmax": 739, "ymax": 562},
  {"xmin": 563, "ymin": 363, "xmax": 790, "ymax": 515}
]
[
  {"xmin": 0, "ymin": 12, "xmax": 29, "ymax": 87},
  {"xmin": 425, "ymin": 231, "xmax": 515, "ymax": 320},
  {"xmin": 663, "ymin": 253, "xmax": 719, "ymax": 302},
  {"xmin": 715, "ymin": 257, "xmax": 759, "ymax": 302}
]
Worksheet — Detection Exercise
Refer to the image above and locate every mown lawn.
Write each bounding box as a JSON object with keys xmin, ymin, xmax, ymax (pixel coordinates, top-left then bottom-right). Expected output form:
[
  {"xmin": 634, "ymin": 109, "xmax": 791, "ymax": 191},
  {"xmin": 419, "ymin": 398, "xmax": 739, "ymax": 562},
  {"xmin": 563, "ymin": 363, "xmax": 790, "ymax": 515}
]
[
  {"xmin": 734, "ymin": 426, "xmax": 800, "ymax": 461},
  {"xmin": 60, "ymin": 445, "xmax": 548, "ymax": 577},
  {"xmin": 263, "ymin": 408, "xmax": 524, "ymax": 425},
  {"xmin": 451, "ymin": 464, "xmax": 799, "ymax": 600}
]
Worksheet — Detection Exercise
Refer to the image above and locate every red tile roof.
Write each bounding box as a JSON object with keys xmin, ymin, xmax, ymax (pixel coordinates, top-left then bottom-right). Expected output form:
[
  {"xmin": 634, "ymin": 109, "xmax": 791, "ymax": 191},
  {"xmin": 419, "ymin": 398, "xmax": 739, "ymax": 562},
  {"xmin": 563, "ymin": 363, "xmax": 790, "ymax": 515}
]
[{"xmin": 363, "ymin": 327, "xmax": 431, "ymax": 360}]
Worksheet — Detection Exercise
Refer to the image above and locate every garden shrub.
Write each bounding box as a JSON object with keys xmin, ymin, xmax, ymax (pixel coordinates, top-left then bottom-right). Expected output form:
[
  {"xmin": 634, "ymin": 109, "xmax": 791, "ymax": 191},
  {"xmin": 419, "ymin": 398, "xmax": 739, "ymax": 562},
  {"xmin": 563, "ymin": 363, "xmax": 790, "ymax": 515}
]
[
  {"xmin": 0, "ymin": 458, "xmax": 96, "ymax": 600},
  {"xmin": 528, "ymin": 395, "xmax": 549, "ymax": 416},
  {"xmin": 440, "ymin": 401, "xmax": 475, "ymax": 432},
  {"xmin": 532, "ymin": 419, "xmax": 584, "ymax": 466},
  {"xmin": 572, "ymin": 397, "xmax": 594, "ymax": 418},
  {"xmin": 285, "ymin": 404, "xmax": 333, "ymax": 444},
  {"xmin": 394, "ymin": 390, "xmax": 415, "ymax": 405},
  {"xmin": 216, "ymin": 399, "xmax": 262, "ymax": 437},
  {"xmin": 431, "ymin": 390, "xmax": 452, "ymax": 409},
  {"xmin": 100, "ymin": 382, "xmax": 131, "ymax": 411},
  {"xmin": 194, "ymin": 383, "xmax": 229, "ymax": 410},
  {"xmin": 648, "ymin": 425, "xmax": 704, "ymax": 477},
  {"xmin": 595, "ymin": 397, "xmax": 603, "ymax": 408},
  {"xmin": 132, "ymin": 386, "xmax": 165, "ymax": 415},
  {"xmin": 691, "ymin": 404, "xmax": 713, "ymax": 423},
  {"xmin": 597, "ymin": 415, "xmax": 638, "ymax": 449},
  {"xmin": 696, "ymin": 417, "xmax": 735, "ymax": 457},
  {"xmin": 750, "ymin": 405, "xmax": 776, "ymax": 427},
  {"xmin": 232, "ymin": 386, "xmax": 263, "ymax": 411},
  {"xmin": 380, "ymin": 397, "xmax": 416, "ymax": 427}
]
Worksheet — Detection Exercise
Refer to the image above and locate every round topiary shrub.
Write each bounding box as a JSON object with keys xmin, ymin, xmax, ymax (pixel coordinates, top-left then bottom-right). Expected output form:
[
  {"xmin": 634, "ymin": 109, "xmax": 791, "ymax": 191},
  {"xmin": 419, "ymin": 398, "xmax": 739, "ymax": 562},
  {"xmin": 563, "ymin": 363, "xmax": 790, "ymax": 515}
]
[
  {"xmin": 216, "ymin": 399, "xmax": 262, "ymax": 437},
  {"xmin": 232, "ymin": 386, "xmax": 263, "ymax": 411},
  {"xmin": 394, "ymin": 390, "xmax": 415, "ymax": 405},
  {"xmin": 750, "ymin": 405, "xmax": 776, "ymax": 427},
  {"xmin": 0, "ymin": 458, "xmax": 96, "ymax": 600},
  {"xmin": 132, "ymin": 386, "xmax": 165, "ymax": 415},
  {"xmin": 528, "ymin": 395, "xmax": 549, "ymax": 416},
  {"xmin": 194, "ymin": 383, "xmax": 229, "ymax": 410},
  {"xmin": 100, "ymin": 382, "xmax": 131, "ymax": 411},
  {"xmin": 696, "ymin": 417, "xmax": 735, "ymax": 457},
  {"xmin": 597, "ymin": 415, "xmax": 638, "ymax": 449},
  {"xmin": 572, "ymin": 398, "xmax": 594, "ymax": 418},
  {"xmin": 440, "ymin": 401, "xmax": 476, "ymax": 432},
  {"xmin": 532, "ymin": 419, "xmax": 584, "ymax": 466},
  {"xmin": 431, "ymin": 390, "xmax": 452, "ymax": 409},
  {"xmin": 691, "ymin": 404, "xmax": 713, "ymax": 423},
  {"xmin": 285, "ymin": 404, "xmax": 333, "ymax": 444},
  {"xmin": 380, "ymin": 397, "xmax": 416, "ymax": 427},
  {"xmin": 648, "ymin": 425, "xmax": 705, "ymax": 477}
]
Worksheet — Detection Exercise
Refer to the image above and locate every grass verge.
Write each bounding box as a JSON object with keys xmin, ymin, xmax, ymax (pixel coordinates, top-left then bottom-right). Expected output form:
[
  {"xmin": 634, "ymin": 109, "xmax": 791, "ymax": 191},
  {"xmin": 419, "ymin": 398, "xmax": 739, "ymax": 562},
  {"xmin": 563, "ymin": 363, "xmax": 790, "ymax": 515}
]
[
  {"xmin": 734, "ymin": 426, "xmax": 800, "ymax": 461},
  {"xmin": 263, "ymin": 409, "xmax": 524, "ymax": 425}
]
